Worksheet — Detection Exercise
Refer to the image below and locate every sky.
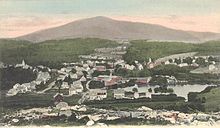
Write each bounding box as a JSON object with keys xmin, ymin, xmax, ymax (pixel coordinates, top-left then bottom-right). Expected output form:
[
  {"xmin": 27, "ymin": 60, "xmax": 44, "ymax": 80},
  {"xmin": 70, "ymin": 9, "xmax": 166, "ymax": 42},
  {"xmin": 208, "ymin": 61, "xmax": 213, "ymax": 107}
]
[{"xmin": 0, "ymin": 0, "xmax": 220, "ymax": 38}]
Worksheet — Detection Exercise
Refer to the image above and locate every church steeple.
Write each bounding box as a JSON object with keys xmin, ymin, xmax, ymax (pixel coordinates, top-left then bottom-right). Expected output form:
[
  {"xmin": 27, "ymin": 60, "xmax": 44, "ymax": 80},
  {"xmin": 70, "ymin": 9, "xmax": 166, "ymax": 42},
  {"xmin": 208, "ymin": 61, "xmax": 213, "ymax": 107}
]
[{"xmin": 22, "ymin": 60, "xmax": 25, "ymax": 66}]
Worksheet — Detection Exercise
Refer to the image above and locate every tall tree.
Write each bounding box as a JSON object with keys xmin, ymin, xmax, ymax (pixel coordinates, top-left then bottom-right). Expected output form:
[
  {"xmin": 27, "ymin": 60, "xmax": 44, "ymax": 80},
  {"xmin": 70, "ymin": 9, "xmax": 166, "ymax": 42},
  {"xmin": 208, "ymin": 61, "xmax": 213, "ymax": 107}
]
[{"xmin": 55, "ymin": 79, "xmax": 63, "ymax": 93}]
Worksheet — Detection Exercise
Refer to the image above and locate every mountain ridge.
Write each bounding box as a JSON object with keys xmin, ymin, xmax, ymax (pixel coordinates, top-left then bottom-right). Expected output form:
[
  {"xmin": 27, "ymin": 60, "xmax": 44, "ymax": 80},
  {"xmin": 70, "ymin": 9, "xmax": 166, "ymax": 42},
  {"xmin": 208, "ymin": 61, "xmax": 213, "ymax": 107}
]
[{"xmin": 17, "ymin": 16, "xmax": 220, "ymax": 43}]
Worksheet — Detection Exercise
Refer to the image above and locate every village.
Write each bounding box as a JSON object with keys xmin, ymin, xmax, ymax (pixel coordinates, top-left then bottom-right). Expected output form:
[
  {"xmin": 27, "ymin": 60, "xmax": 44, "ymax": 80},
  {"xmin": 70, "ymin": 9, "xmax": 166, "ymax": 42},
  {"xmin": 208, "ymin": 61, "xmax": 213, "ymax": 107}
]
[
  {"xmin": 4, "ymin": 45, "xmax": 220, "ymax": 101},
  {"xmin": 1, "ymin": 43, "xmax": 220, "ymax": 126}
]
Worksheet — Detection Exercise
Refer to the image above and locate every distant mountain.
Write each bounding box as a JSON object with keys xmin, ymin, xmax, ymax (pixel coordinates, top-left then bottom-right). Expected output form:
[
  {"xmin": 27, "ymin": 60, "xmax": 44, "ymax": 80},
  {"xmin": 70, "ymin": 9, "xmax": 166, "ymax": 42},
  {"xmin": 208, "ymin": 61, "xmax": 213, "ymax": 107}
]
[{"xmin": 17, "ymin": 16, "xmax": 220, "ymax": 43}]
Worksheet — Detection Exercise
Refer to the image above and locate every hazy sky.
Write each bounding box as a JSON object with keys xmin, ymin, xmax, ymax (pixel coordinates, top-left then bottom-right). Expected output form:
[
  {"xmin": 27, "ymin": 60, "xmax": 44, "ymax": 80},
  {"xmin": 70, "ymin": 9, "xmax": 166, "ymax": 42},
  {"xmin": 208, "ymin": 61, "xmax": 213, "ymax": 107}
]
[{"xmin": 1, "ymin": 0, "xmax": 220, "ymax": 38}]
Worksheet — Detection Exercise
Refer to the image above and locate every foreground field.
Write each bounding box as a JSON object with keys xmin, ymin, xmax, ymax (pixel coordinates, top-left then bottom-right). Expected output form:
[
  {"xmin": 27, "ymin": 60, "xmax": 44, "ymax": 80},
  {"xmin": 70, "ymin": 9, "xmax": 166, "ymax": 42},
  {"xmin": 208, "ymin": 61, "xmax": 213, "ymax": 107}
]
[{"xmin": 1, "ymin": 124, "xmax": 220, "ymax": 128}]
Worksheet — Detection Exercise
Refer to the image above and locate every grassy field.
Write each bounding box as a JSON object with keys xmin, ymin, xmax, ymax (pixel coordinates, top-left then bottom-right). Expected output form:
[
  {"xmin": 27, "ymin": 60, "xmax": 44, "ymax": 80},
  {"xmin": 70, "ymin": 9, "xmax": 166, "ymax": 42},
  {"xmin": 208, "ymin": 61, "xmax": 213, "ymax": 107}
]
[
  {"xmin": 0, "ymin": 38, "xmax": 118, "ymax": 67},
  {"xmin": 1, "ymin": 92, "xmax": 81, "ymax": 112},
  {"xmin": 64, "ymin": 94, "xmax": 81, "ymax": 105},
  {"xmin": 1, "ymin": 93, "xmax": 54, "ymax": 108},
  {"xmin": 85, "ymin": 98, "xmax": 193, "ymax": 112},
  {"xmin": 197, "ymin": 86, "xmax": 220, "ymax": 112},
  {"xmin": 124, "ymin": 40, "xmax": 220, "ymax": 63}
]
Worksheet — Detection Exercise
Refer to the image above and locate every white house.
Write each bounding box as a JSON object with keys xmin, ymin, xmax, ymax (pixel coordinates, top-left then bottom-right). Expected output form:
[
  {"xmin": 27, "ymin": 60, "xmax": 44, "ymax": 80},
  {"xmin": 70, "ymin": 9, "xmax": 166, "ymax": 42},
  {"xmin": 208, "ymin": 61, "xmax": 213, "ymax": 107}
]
[
  {"xmin": 79, "ymin": 76, "xmax": 87, "ymax": 82},
  {"xmin": 114, "ymin": 59, "xmax": 125, "ymax": 66},
  {"xmin": 211, "ymin": 61, "xmax": 216, "ymax": 65},
  {"xmin": 75, "ymin": 66, "xmax": 84, "ymax": 72},
  {"xmin": 29, "ymin": 81, "xmax": 37, "ymax": 90},
  {"xmin": 88, "ymin": 89, "xmax": 107, "ymax": 100},
  {"xmin": 56, "ymin": 101, "xmax": 69, "ymax": 110},
  {"xmin": 137, "ymin": 64, "xmax": 144, "ymax": 70},
  {"xmin": 7, "ymin": 83, "xmax": 33, "ymax": 96},
  {"xmin": 134, "ymin": 92, "xmax": 139, "ymax": 99},
  {"xmin": 61, "ymin": 82, "xmax": 69, "ymax": 89},
  {"xmin": 191, "ymin": 63, "xmax": 199, "ymax": 67},
  {"xmin": 209, "ymin": 64, "xmax": 217, "ymax": 71},
  {"xmin": 36, "ymin": 71, "xmax": 51, "ymax": 83},
  {"xmin": 70, "ymin": 73, "xmax": 78, "ymax": 79},
  {"xmin": 165, "ymin": 60, "xmax": 170, "ymax": 65},
  {"xmin": 0, "ymin": 62, "xmax": 5, "ymax": 68},
  {"xmin": 113, "ymin": 89, "xmax": 125, "ymax": 99},
  {"xmin": 69, "ymin": 81, "xmax": 84, "ymax": 95},
  {"xmin": 7, "ymin": 88, "xmax": 18, "ymax": 96},
  {"xmin": 147, "ymin": 62, "xmax": 155, "ymax": 69},
  {"xmin": 21, "ymin": 83, "xmax": 32, "ymax": 92},
  {"xmin": 69, "ymin": 87, "xmax": 77, "ymax": 95},
  {"xmin": 60, "ymin": 67, "xmax": 72, "ymax": 73},
  {"xmin": 178, "ymin": 63, "xmax": 188, "ymax": 67},
  {"xmin": 86, "ymin": 60, "xmax": 94, "ymax": 66},
  {"xmin": 124, "ymin": 64, "xmax": 135, "ymax": 70},
  {"xmin": 192, "ymin": 59, "xmax": 196, "ymax": 63}
]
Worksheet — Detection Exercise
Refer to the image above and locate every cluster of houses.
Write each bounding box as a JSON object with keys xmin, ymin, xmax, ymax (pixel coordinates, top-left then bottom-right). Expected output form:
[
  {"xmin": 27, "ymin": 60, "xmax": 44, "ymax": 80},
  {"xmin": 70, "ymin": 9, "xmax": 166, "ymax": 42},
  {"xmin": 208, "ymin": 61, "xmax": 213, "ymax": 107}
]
[
  {"xmin": 5, "ymin": 50, "xmax": 218, "ymax": 100},
  {"xmin": 94, "ymin": 46, "xmax": 127, "ymax": 53},
  {"xmin": 87, "ymin": 89, "xmax": 107, "ymax": 101},
  {"xmin": 50, "ymin": 56, "xmax": 146, "ymax": 101},
  {"xmin": 53, "ymin": 55, "xmax": 181, "ymax": 102},
  {"xmin": 7, "ymin": 60, "xmax": 51, "ymax": 96},
  {"xmin": 113, "ymin": 88, "xmax": 152, "ymax": 100},
  {"xmin": 94, "ymin": 74, "xmax": 122, "ymax": 87},
  {"xmin": 77, "ymin": 83, "xmax": 175, "ymax": 102},
  {"xmin": 153, "ymin": 53, "xmax": 219, "ymax": 69}
]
